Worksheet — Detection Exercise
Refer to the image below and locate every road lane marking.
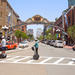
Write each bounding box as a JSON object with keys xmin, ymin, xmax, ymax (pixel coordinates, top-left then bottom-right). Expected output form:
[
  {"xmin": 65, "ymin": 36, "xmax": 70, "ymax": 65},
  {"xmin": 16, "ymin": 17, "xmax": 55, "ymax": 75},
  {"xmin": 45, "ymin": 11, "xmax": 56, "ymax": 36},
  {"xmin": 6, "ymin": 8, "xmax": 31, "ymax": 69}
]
[
  {"xmin": 68, "ymin": 58, "xmax": 75, "ymax": 65},
  {"xmin": 68, "ymin": 61, "xmax": 74, "ymax": 65},
  {"xmin": 6, "ymin": 56, "xmax": 20, "ymax": 60},
  {"xmin": 53, "ymin": 58, "xmax": 64, "ymax": 64},
  {"xmin": 0, "ymin": 56, "xmax": 75, "ymax": 66},
  {"xmin": 25, "ymin": 57, "xmax": 42, "ymax": 63},
  {"xmin": 39, "ymin": 57, "xmax": 53, "ymax": 64},
  {"xmin": 13, "ymin": 56, "xmax": 31, "ymax": 63},
  {"xmin": 26, "ymin": 60, "xmax": 34, "ymax": 63}
]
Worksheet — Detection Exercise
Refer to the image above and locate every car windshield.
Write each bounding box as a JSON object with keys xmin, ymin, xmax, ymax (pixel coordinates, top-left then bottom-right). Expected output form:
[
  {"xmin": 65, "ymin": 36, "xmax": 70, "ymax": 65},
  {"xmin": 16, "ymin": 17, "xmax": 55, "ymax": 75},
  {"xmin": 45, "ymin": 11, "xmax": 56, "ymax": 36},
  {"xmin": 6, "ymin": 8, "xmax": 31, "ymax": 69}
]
[
  {"xmin": 20, "ymin": 41, "xmax": 26, "ymax": 44},
  {"xmin": 58, "ymin": 42, "xmax": 63, "ymax": 43}
]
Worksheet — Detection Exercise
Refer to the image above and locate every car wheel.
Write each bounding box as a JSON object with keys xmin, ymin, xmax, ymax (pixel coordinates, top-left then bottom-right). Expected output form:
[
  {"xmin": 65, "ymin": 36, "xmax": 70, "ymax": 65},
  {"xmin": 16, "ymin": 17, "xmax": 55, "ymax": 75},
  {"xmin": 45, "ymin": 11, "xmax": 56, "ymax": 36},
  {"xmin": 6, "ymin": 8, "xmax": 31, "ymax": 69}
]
[
  {"xmin": 14, "ymin": 46, "xmax": 16, "ymax": 49},
  {"xmin": 6, "ymin": 47, "xmax": 8, "ymax": 50},
  {"xmin": 73, "ymin": 48, "xmax": 75, "ymax": 51}
]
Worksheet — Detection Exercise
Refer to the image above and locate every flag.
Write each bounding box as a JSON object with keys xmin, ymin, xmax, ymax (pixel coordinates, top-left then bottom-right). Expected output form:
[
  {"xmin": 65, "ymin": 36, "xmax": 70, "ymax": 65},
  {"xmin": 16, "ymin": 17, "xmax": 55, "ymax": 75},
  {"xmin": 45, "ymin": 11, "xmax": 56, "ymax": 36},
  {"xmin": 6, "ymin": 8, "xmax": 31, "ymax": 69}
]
[
  {"xmin": 8, "ymin": 16, "xmax": 10, "ymax": 24},
  {"xmin": 59, "ymin": 34, "xmax": 60, "ymax": 38},
  {"xmin": 8, "ymin": 12, "xmax": 11, "ymax": 24},
  {"xmin": 64, "ymin": 13, "xmax": 68, "ymax": 27}
]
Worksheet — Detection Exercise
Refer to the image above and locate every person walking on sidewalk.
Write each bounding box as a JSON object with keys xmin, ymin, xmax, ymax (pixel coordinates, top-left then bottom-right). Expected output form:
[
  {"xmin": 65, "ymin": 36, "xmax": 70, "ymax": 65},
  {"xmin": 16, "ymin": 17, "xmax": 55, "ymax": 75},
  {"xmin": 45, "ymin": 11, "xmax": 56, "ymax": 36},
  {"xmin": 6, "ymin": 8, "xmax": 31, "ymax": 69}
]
[
  {"xmin": 63, "ymin": 40, "xmax": 66, "ymax": 46},
  {"xmin": 1, "ymin": 36, "xmax": 6, "ymax": 54}
]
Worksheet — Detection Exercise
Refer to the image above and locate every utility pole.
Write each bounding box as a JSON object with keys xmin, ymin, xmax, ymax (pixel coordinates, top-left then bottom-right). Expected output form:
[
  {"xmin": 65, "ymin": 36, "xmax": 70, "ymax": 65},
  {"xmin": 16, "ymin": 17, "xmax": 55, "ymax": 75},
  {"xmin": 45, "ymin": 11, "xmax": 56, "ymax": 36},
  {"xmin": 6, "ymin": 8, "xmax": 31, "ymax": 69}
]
[{"xmin": 62, "ymin": 11, "xmax": 65, "ymax": 41}]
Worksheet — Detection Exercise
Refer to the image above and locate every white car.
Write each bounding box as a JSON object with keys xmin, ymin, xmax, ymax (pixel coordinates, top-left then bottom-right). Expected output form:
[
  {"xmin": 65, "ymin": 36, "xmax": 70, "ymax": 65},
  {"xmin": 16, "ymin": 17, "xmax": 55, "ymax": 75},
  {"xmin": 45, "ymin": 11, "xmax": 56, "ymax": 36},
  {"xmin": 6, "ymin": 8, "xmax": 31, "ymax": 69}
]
[
  {"xmin": 54, "ymin": 40, "xmax": 63, "ymax": 48},
  {"xmin": 19, "ymin": 41, "xmax": 29, "ymax": 48}
]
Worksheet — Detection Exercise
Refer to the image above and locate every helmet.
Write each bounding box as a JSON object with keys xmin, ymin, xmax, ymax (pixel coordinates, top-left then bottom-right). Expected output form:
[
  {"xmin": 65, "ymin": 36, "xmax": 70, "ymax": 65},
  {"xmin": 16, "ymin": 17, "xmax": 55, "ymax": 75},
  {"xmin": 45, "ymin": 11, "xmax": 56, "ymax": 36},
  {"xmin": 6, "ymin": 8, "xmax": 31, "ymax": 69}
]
[{"xmin": 2, "ymin": 36, "xmax": 4, "ymax": 39}]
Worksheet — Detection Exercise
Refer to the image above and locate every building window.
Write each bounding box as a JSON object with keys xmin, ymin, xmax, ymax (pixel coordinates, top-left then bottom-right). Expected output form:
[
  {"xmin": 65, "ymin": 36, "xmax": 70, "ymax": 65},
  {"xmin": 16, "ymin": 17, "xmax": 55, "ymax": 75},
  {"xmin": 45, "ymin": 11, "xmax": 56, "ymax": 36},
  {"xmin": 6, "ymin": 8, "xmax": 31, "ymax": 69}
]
[
  {"xmin": 68, "ymin": 16, "xmax": 71, "ymax": 25},
  {"xmin": 0, "ymin": 12, "xmax": 2, "ymax": 17},
  {"xmin": 22, "ymin": 29, "xmax": 24, "ymax": 31},
  {"xmin": 72, "ymin": 10, "xmax": 74, "ymax": 25},
  {"xmin": 22, "ymin": 26, "xmax": 24, "ymax": 29},
  {"xmin": 0, "ymin": 0, "xmax": 2, "ymax": 6}
]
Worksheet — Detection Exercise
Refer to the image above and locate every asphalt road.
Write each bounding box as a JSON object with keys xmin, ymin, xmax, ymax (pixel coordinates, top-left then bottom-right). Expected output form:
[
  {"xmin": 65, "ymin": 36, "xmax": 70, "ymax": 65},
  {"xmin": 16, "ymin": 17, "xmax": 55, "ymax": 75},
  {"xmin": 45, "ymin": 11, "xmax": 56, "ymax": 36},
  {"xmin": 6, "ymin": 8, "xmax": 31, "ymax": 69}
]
[{"xmin": 0, "ymin": 42, "xmax": 75, "ymax": 75}]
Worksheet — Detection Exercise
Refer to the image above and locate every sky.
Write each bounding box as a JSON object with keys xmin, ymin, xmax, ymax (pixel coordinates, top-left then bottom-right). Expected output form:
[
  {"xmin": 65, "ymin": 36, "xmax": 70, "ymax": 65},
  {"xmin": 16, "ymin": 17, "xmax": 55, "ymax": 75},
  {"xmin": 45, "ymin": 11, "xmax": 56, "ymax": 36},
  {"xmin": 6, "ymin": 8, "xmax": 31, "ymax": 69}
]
[
  {"xmin": 27, "ymin": 24, "xmax": 44, "ymax": 38},
  {"xmin": 7, "ymin": 0, "xmax": 68, "ymax": 37}
]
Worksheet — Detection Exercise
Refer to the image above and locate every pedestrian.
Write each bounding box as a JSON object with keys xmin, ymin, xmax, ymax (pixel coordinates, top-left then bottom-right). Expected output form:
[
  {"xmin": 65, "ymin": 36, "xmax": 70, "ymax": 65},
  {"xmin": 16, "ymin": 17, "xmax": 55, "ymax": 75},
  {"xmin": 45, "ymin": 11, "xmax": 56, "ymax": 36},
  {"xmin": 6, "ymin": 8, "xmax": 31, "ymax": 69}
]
[
  {"xmin": 1, "ymin": 36, "xmax": 6, "ymax": 54},
  {"xmin": 33, "ymin": 39, "xmax": 39, "ymax": 60},
  {"xmin": 0, "ymin": 38, "xmax": 2, "ymax": 51},
  {"xmin": 63, "ymin": 40, "xmax": 66, "ymax": 46}
]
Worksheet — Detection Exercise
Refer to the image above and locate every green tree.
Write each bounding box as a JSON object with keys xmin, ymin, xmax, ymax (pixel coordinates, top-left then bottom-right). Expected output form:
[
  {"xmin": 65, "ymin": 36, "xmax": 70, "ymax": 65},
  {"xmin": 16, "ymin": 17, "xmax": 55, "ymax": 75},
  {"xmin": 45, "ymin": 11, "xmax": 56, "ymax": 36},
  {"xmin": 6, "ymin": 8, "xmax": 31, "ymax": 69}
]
[
  {"xmin": 21, "ymin": 32, "xmax": 28, "ymax": 40},
  {"xmin": 67, "ymin": 25, "xmax": 75, "ymax": 43},
  {"xmin": 38, "ymin": 35, "xmax": 43, "ymax": 40},
  {"xmin": 15, "ymin": 30, "xmax": 28, "ymax": 43},
  {"xmin": 28, "ymin": 34, "xmax": 34, "ymax": 40},
  {"xmin": 53, "ymin": 34, "xmax": 57, "ymax": 40},
  {"xmin": 45, "ymin": 33, "xmax": 52, "ymax": 40},
  {"xmin": 45, "ymin": 28, "xmax": 52, "ymax": 35},
  {"xmin": 15, "ymin": 30, "xmax": 22, "ymax": 43},
  {"xmin": 45, "ymin": 28, "xmax": 55, "ymax": 40}
]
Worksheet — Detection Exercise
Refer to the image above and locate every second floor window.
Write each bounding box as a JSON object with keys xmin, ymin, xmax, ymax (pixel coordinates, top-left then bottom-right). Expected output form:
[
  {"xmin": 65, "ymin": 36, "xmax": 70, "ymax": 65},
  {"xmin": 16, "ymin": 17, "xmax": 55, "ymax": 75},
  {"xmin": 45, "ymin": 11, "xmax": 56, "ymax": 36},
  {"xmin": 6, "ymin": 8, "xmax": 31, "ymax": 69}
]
[{"xmin": 0, "ymin": 12, "xmax": 2, "ymax": 18}]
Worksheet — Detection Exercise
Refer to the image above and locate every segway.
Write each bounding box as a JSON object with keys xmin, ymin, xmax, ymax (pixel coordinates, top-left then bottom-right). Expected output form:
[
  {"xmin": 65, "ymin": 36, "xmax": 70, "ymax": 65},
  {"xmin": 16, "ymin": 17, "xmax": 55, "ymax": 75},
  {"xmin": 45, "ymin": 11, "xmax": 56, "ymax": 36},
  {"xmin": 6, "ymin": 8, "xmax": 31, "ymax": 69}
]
[
  {"xmin": 0, "ymin": 47, "xmax": 7, "ymax": 58},
  {"xmin": 33, "ymin": 48, "xmax": 39, "ymax": 60},
  {"xmin": 0, "ymin": 53, "xmax": 7, "ymax": 58},
  {"xmin": 33, "ymin": 54, "xmax": 39, "ymax": 60}
]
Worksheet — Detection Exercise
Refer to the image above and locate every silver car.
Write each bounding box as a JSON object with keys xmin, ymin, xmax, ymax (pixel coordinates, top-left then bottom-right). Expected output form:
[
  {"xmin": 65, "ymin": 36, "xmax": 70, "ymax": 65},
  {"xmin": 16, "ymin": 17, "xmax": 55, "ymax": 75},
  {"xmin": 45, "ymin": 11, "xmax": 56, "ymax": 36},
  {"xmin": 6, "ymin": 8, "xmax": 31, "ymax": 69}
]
[{"xmin": 54, "ymin": 40, "xmax": 63, "ymax": 48}]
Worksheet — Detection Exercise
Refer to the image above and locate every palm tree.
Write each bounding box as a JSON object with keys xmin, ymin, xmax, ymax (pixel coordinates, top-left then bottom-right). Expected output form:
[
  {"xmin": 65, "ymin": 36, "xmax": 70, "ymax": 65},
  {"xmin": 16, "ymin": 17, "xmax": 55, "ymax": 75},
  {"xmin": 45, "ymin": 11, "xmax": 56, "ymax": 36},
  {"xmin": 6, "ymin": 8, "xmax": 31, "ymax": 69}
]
[
  {"xmin": 67, "ymin": 25, "xmax": 75, "ymax": 44},
  {"xmin": 15, "ymin": 30, "xmax": 22, "ymax": 43}
]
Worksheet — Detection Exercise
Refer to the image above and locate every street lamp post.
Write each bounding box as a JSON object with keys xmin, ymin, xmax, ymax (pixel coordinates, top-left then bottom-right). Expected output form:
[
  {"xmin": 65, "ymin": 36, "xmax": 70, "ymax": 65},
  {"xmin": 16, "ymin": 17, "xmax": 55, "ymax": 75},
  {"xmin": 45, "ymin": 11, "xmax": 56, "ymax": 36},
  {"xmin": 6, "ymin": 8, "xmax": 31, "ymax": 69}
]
[{"xmin": 2, "ymin": 25, "xmax": 9, "ymax": 39}]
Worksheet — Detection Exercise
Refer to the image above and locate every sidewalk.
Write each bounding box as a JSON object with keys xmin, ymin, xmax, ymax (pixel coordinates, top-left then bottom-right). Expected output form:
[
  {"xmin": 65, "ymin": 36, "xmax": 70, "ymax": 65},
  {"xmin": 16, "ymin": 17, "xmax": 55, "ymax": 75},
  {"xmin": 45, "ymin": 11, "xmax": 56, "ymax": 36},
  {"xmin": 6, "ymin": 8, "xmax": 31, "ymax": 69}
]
[{"xmin": 64, "ymin": 45, "xmax": 73, "ymax": 49}]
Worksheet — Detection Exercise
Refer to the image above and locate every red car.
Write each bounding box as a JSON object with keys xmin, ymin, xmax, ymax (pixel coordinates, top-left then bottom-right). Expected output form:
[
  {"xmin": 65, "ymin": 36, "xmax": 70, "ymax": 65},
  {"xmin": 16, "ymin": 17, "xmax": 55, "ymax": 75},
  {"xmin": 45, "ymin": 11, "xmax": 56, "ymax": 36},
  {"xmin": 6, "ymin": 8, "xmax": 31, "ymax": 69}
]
[{"xmin": 6, "ymin": 42, "xmax": 18, "ymax": 50}]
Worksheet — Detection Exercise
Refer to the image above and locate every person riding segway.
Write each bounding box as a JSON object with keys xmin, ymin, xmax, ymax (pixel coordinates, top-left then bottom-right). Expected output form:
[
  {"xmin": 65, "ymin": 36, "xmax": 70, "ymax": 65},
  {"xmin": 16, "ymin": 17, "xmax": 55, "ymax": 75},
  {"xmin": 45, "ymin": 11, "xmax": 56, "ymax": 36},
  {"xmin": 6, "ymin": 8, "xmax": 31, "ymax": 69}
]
[
  {"xmin": 0, "ymin": 36, "xmax": 7, "ymax": 58},
  {"xmin": 33, "ymin": 40, "xmax": 39, "ymax": 60}
]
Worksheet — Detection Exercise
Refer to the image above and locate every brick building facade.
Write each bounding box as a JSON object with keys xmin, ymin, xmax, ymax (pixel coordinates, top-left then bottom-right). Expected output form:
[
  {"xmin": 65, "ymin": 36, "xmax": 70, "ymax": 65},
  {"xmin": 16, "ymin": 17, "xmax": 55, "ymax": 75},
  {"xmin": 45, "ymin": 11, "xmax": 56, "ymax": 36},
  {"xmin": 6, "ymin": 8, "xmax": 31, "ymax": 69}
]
[
  {"xmin": 0, "ymin": 0, "xmax": 19, "ymax": 30},
  {"xmin": 55, "ymin": 6, "xmax": 75, "ymax": 45},
  {"xmin": 55, "ymin": 6, "xmax": 75, "ymax": 32}
]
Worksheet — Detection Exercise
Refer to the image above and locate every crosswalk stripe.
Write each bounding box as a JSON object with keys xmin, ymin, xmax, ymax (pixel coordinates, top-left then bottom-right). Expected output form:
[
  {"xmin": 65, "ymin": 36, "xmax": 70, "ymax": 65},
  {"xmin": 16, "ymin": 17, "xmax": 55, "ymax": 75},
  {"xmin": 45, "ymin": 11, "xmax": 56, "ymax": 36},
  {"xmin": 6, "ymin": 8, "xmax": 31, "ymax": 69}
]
[
  {"xmin": 0, "ymin": 55, "xmax": 75, "ymax": 66},
  {"xmin": 68, "ymin": 58, "xmax": 75, "ymax": 65},
  {"xmin": 0, "ymin": 56, "xmax": 11, "ymax": 63},
  {"xmin": 53, "ymin": 58, "xmax": 64, "ymax": 64},
  {"xmin": 7, "ymin": 56, "xmax": 20, "ymax": 60},
  {"xmin": 39, "ymin": 57, "xmax": 53, "ymax": 64},
  {"xmin": 68, "ymin": 61, "xmax": 74, "ymax": 65},
  {"xmin": 13, "ymin": 56, "xmax": 31, "ymax": 63},
  {"xmin": 26, "ymin": 60, "xmax": 34, "ymax": 63}
]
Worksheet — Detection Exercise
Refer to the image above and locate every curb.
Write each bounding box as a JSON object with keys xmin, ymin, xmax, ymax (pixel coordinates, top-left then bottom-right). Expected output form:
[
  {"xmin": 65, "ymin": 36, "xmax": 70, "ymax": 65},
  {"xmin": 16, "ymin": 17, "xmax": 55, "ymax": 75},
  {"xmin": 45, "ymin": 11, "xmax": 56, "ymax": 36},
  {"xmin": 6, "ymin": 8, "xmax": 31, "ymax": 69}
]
[{"xmin": 64, "ymin": 46, "xmax": 73, "ymax": 49}]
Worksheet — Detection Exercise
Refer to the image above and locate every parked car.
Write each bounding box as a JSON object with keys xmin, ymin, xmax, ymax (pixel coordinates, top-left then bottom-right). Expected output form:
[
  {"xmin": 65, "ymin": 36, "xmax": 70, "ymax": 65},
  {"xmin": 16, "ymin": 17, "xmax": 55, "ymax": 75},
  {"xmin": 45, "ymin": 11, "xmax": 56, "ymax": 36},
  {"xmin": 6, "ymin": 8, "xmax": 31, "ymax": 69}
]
[
  {"xmin": 47, "ymin": 40, "xmax": 51, "ymax": 45},
  {"xmin": 54, "ymin": 40, "xmax": 63, "ymax": 48},
  {"xmin": 73, "ymin": 45, "xmax": 75, "ymax": 51},
  {"xmin": 19, "ymin": 41, "xmax": 29, "ymax": 48},
  {"xmin": 6, "ymin": 42, "xmax": 18, "ymax": 50},
  {"xmin": 50, "ymin": 40, "xmax": 55, "ymax": 46}
]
